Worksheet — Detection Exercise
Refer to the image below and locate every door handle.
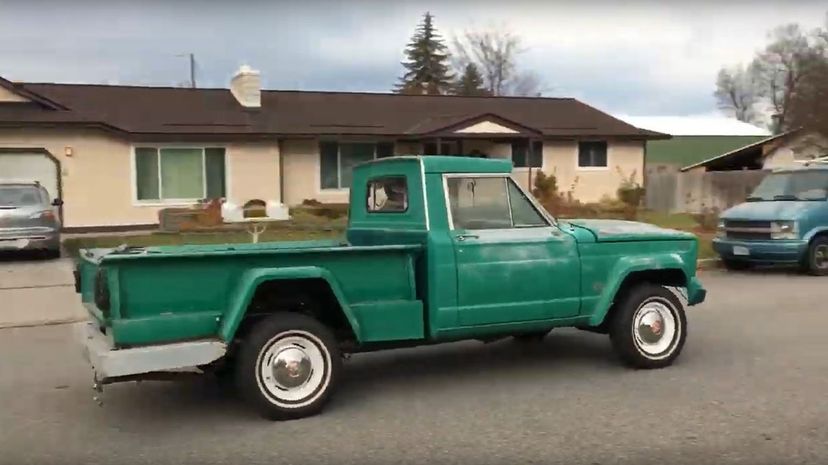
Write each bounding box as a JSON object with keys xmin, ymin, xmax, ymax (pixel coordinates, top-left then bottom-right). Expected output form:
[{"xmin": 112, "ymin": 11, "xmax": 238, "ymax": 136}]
[{"xmin": 456, "ymin": 233, "xmax": 479, "ymax": 241}]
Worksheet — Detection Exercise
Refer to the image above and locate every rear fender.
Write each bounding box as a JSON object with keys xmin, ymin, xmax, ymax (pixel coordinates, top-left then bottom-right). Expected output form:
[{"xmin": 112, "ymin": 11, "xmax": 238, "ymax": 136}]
[
  {"xmin": 588, "ymin": 254, "xmax": 689, "ymax": 327},
  {"xmin": 218, "ymin": 266, "xmax": 362, "ymax": 343}
]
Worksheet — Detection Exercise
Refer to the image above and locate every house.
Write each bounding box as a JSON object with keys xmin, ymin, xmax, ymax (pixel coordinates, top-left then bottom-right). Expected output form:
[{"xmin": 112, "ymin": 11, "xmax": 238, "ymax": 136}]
[
  {"xmin": 618, "ymin": 115, "xmax": 770, "ymax": 171},
  {"xmin": 680, "ymin": 129, "xmax": 828, "ymax": 172},
  {"xmin": 0, "ymin": 66, "xmax": 666, "ymax": 231}
]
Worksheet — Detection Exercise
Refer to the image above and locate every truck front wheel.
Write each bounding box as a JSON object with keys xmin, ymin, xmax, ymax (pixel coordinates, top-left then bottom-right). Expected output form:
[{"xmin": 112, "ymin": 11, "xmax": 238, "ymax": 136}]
[
  {"xmin": 236, "ymin": 312, "xmax": 342, "ymax": 420},
  {"xmin": 609, "ymin": 284, "xmax": 687, "ymax": 369}
]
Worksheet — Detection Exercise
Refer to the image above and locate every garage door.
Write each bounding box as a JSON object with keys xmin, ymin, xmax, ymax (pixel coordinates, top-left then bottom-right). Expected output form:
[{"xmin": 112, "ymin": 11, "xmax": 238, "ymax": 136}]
[{"xmin": 0, "ymin": 152, "xmax": 59, "ymax": 201}]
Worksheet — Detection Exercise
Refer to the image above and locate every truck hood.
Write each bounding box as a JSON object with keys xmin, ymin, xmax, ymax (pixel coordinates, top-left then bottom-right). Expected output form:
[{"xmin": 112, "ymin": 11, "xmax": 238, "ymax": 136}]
[
  {"xmin": 721, "ymin": 200, "xmax": 820, "ymax": 221},
  {"xmin": 564, "ymin": 219, "xmax": 694, "ymax": 242}
]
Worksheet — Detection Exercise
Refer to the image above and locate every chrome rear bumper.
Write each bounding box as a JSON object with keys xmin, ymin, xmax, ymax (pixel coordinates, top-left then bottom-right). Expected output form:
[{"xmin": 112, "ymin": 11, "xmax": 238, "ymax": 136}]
[{"xmin": 74, "ymin": 321, "xmax": 227, "ymax": 382}]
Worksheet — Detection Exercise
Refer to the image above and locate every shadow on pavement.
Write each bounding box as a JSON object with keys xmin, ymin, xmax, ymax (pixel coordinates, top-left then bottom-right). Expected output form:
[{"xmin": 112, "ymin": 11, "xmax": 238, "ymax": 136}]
[
  {"xmin": 0, "ymin": 250, "xmax": 59, "ymax": 263},
  {"xmin": 89, "ymin": 331, "xmax": 618, "ymax": 423}
]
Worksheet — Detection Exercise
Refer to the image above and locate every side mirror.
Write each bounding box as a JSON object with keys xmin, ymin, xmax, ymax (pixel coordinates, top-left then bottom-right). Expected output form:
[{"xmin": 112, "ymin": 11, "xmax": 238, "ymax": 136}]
[{"xmin": 52, "ymin": 198, "xmax": 64, "ymax": 207}]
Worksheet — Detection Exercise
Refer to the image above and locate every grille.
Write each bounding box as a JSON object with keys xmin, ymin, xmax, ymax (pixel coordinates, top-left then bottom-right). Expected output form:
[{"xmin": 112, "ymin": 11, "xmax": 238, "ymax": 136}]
[
  {"xmin": 726, "ymin": 231, "xmax": 772, "ymax": 240},
  {"xmin": 725, "ymin": 220, "xmax": 772, "ymax": 229}
]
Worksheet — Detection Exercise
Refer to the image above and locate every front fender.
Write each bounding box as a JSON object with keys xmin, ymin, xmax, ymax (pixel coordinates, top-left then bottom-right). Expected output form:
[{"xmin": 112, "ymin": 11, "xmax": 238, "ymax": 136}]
[
  {"xmin": 587, "ymin": 253, "xmax": 689, "ymax": 327},
  {"xmin": 218, "ymin": 266, "xmax": 362, "ymax": 343},
  {"xmin": 803, "ymin": 226, "xmax": 828, "ymax": 243}
]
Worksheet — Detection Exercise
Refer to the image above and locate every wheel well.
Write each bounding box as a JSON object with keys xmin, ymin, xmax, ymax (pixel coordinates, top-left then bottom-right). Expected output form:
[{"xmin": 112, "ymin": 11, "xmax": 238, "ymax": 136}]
[
  {"xmin": 593, "ymin": 269, "xmax": 686, "ymax": 333},
  {"xmin": 234, "ymin": 278, "xmax": 356, "ymax": 344}
]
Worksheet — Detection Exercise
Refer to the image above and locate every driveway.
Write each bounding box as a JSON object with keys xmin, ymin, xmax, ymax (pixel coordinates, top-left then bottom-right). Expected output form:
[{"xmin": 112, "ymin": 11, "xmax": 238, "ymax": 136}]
[{"xmin": 0, "ymin": 255, "xmax": 85, "ymax": 328}]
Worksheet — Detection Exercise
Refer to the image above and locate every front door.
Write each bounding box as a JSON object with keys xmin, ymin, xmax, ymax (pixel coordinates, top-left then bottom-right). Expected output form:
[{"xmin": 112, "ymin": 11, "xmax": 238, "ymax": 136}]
[{"xmin": 447, "ymin": 176, "xmax": 581, "ymax": 326}]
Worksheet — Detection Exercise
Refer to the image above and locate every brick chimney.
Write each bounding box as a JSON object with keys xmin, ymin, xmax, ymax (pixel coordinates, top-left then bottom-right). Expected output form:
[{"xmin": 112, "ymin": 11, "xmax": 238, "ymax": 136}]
[{"xmin": 230, "ymin": 65, "xmax": 261, "ymax": 108}]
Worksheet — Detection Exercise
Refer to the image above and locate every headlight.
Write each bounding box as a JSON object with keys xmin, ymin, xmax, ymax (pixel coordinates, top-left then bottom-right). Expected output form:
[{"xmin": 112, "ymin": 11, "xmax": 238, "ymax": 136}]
[
  {"xmin": 716, "ymin": 220, "xmax": 726, "ymax": 238},
  {"xmin": 771, "ymin": 221, "xmax": 798, "ymax": 240}
]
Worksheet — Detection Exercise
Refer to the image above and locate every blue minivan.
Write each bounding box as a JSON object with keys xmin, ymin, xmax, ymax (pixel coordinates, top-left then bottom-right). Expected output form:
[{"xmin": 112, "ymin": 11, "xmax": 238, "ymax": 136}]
[{"xmin": 713, "ymin": 164, "xmax": 828, "ymax": 275}]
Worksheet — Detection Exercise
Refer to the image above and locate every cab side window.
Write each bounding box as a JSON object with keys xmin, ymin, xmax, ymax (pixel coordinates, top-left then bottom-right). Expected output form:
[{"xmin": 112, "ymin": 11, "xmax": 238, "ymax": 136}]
[{"xmin": 447, "ymin": 176, "xmax": 548, "ymax": 230}]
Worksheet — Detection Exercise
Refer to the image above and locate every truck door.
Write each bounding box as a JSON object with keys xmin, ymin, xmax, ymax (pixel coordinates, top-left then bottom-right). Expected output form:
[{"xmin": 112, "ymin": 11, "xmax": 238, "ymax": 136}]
[{"xmin": 446, "ymin": 175, "xmax": 581, "ymax": 326}]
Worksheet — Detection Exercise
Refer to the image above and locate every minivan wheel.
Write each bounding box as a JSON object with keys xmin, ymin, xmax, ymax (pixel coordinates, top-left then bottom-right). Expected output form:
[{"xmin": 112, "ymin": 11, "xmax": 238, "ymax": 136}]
[
  {"xmin": 236, "ymin": 312, "xmax": 342, "ymax": 420},
  {"xmin": 609, "ymin": 283, "xmax": 687, "ymax": 369},
  {"xmin": 804, "ymin": 236, "xmax": 828, "ymax": 276}
]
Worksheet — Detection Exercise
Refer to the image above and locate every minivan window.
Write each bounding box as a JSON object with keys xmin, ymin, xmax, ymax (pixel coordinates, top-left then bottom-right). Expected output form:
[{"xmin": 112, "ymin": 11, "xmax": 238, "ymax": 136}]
[
  {"xmin": 748, "ymin": 171, "xmax": 828, "ymax": 201},
  {"xmin": 0, "ymin": 186, "xmax": 43, "ymax": 207}
]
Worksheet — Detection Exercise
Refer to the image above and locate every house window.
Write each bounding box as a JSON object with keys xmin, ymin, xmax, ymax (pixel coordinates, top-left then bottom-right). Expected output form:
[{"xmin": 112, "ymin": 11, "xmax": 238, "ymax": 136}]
[
  {"xmin": 511, "ymin": 140, "xmax": 543, "ymax": 168},
  {"xmin": 320, "ymin": 141, "xmax": 395, "ymax": 189},
  {"xmin": 134, "ymin": 147, "xmax": 225, "ymax": 201},
  {"xmin": 578, "ymin": 141, "xmax": 608, "ymax": 168}
]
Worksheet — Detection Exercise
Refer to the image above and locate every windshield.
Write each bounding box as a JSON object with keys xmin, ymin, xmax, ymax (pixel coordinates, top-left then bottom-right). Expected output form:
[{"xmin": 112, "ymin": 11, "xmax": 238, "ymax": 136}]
[
  {"xmin": 0, "ymin": 185, "xmax": 44, "ymax": 207},
  {"xmin": 747, "ymin": 171, "xmax": 828, "ymax": 201}
]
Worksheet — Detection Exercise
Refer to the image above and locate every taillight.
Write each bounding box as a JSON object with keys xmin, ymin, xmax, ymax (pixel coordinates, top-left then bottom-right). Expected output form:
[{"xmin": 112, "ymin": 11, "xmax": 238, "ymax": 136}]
[{"xmin": 94, "ymin": 269, "xmax": 111, "ymax": 317}]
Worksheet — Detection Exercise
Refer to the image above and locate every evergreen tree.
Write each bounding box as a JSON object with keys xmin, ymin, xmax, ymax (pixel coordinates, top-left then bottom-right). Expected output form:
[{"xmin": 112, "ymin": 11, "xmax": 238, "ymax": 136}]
[
  {"xmin": 452, "ymin": 63, "xmax": 490, "ymax": 96},
  {"xmin": 395, "ymin": 12, "xmax": 454, "ymax": 95}
]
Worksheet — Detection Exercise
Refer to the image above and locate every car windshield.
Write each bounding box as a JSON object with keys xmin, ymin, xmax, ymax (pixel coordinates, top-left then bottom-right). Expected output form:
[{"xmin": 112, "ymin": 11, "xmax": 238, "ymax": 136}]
[
  {"xmin": 0, "ymin": 185, "xmax": 43, "ymax": 207},
  {"xmin": 747, "ymin": 171, "xmax": 828, "ymax": 201}
]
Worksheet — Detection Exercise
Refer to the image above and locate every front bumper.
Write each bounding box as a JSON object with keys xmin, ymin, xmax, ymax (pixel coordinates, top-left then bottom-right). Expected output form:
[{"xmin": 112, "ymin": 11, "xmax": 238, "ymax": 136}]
[
  {"xmin": 74, "ymin": 321, "xmax": 227, "ymax": 383},
  {"xmin": 0, "ymin": 227, "xmax": 59, "ymax": 251},
  {"xmin": 712, "ymin": 237, "xmax": 808, "ymax": 263}
]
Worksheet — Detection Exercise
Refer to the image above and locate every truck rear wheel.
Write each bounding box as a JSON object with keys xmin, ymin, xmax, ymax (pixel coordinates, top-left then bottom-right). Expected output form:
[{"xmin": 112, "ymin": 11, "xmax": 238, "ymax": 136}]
[
  {"xmin": 609, "ymin": 283, "xmax": 687, "ymax": 369},
  {"xmin": 236, "ymin": 312, "xmax": 342, "ymax": 420}
]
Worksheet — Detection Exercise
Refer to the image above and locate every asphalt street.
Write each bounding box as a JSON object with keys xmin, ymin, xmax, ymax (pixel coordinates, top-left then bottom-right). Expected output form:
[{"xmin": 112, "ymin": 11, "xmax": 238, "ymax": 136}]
[{"xmin": 1, "ymin": 266, "xmax": 827, "ymax": 465}]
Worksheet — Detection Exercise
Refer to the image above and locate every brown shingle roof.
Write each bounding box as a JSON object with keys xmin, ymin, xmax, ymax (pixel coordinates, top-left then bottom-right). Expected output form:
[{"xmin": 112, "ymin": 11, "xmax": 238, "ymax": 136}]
[{"xmin": 0, "ymin": 79, "xmax": 667, "ymax": 140}]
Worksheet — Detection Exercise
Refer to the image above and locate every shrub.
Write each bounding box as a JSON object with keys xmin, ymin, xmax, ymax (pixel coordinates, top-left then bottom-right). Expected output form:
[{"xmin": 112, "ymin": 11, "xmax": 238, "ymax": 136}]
[
  {"xmin": 691, "ymin": 205, "xmax": 720, "ymax": 232},
  {"xmin": 616, "ymin": 167, "xmax": 645, "ymax": 208}
]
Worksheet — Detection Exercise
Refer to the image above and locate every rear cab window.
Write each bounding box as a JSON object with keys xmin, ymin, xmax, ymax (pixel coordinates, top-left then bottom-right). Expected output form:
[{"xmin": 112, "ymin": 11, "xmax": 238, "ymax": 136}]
[{"xmin": 367, "ymin": 176, "xmax": 409, "ymax": 213}]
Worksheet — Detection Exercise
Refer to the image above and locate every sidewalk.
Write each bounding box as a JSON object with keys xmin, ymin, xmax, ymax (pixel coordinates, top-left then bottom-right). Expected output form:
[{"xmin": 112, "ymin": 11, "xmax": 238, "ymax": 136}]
[{"xmin": 0, "ymin": 258, "xmax": 85, "ymax": 329}]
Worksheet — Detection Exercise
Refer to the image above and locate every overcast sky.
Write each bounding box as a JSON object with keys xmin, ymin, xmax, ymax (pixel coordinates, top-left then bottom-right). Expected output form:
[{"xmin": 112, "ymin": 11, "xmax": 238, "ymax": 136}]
[{"xmin": 0, "ymin": 0, "xmax": 825, "ymax": 117}]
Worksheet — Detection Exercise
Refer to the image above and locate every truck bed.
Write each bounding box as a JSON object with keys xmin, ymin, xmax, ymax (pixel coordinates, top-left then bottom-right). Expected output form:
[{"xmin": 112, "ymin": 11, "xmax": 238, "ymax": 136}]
[{"xmin": 77, "ymin": 239, "xmax": 425, "ymax": 347}]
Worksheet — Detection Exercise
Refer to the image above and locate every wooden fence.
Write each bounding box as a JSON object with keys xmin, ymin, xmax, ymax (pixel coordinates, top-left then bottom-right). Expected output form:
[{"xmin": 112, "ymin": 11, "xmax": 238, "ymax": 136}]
[{"xmin": 645, "ymin": 168, "xmax": 770, "ymax": 213}]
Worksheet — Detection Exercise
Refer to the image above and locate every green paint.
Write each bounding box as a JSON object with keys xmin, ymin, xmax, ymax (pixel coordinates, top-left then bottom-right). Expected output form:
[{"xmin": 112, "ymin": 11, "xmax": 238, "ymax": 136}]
[{"xmin": 75, "ymin": 155, "xmax": 706, "ymax": 350}]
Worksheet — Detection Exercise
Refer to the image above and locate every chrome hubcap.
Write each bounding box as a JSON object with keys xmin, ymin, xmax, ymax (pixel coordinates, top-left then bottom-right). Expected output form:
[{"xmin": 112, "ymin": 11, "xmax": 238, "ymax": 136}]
[
  {"xmin": 632, "ymin": 299, "xmax": 678, "ymax": 357},
  {"xmin": 256, "ymin": 332, "xmax": 329, "ymax": 407},
  {"xmin": 272, "ymin": 347, "xmax": 312, "ymax": 389}
]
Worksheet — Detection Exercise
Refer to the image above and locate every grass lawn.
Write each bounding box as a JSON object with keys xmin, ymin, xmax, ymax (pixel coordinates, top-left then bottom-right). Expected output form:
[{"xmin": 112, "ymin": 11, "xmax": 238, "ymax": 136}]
[{"xmin": 63, "ymin": 227, "xmax": 343, "ymax": 258}]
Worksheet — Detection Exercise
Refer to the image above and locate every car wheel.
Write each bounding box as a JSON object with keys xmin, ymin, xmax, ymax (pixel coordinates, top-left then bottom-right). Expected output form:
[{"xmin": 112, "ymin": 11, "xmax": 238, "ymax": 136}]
[
  {"xmin": 722, "ymin": 258, "xmax": 750, "ymax": 271},
  {"xmin": 236, "ymin": 312, "xmax": 342, "ymax": 420},
  {"xmin": 609, "ymin": 283, "xmax": 687, "ymax": 369},
  {"xmin": 44, "ymin": 248, "xmax": 61, "ymax": 259},
  {"xmin": 804, "ymin": 236, "xmax": 828, "ymax": 276}
]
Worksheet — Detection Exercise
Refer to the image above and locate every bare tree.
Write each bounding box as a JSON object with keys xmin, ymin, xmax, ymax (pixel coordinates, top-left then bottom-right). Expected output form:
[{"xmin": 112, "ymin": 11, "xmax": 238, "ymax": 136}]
[
  {"xmin": 714, "ymin": 64, "xmax": 760, "ymax": 123},
  {"xmin": 788, "ymin": 19, "xmax": 828, "ymax": 149},
  {"xmin": 451, "ymin": 24, "xmax": 543, "ymax": 96}
]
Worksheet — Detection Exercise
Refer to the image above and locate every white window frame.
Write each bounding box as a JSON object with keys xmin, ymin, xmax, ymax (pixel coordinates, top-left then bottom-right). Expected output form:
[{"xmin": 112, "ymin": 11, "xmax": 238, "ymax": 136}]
[
  {"xmin": 131, "ymin": 145, "xmax": 227, "ymax": 206},
  {"xmin": 319, "ymin": 140, "xmax": 395, "ymax": 192},
  {"xmin": 576, "ymin": 140, "xmax": 609, "ymax": 171}
]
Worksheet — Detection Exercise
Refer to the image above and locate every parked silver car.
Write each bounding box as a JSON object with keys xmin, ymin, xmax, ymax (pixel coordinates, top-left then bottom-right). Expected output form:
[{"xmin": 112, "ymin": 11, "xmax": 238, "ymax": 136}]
[{"xmin": 0, "ymin": 182, "xmax": 62, "ymax": 257}]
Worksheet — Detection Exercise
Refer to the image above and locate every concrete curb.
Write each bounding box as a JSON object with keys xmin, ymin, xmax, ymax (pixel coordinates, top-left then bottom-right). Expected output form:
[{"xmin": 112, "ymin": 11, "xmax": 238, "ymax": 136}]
[{"xmin": 0, "ymin": 316, "xmax": 85, "ymax": 330}]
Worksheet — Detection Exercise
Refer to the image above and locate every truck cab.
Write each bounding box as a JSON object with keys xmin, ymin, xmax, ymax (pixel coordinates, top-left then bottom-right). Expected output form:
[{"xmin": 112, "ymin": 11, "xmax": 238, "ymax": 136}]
[
  {"xmin": 713, "ymin": 164, "xmax": 828, "ymax": 274},
  {"xmin": 75, "ymin": 155, "xmax": 706, "ymax": 420}
]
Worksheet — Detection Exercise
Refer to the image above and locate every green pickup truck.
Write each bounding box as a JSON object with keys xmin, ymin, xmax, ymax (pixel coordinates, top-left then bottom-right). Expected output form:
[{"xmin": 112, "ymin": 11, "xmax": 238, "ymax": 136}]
[{"xmin": 74, "ymin": 156, "xmax": 706, "ymax": 420}]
